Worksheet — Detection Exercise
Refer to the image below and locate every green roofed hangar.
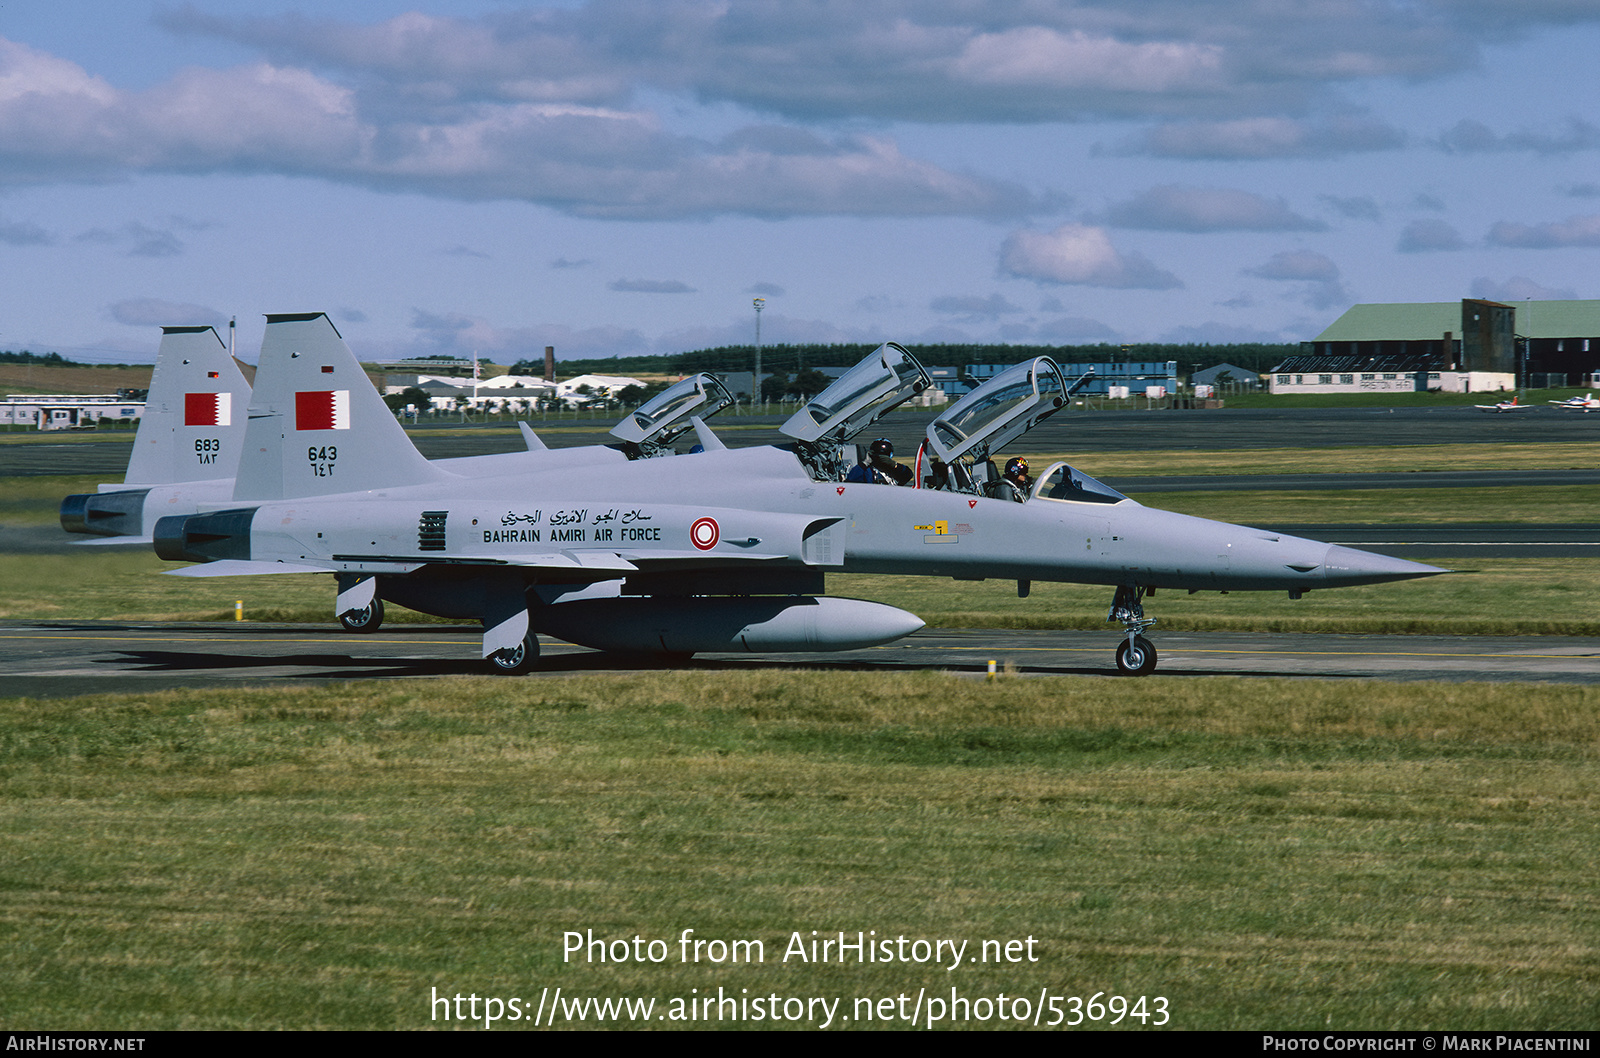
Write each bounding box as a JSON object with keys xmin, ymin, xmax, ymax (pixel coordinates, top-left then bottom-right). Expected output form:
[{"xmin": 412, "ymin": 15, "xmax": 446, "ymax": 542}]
[{"xmin": 1270, "ymin": 299, "xmax": 1600, "ymax": 395}]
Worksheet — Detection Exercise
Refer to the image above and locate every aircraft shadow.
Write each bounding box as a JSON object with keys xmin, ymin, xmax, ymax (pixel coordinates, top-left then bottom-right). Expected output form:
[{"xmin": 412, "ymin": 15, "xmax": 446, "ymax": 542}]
[{"xmin": 108, "ymin": 649, "xmax": 479, "ymax": 677}]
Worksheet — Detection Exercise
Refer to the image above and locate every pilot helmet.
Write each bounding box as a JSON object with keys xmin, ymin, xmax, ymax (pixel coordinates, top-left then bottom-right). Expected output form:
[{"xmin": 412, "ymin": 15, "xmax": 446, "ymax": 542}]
[
  {"xmin": 868, "ymin": 437, "xmax": 894, "ymax": 465},
  {"xmin": 1004, "ymin": 456, "xmax": 1029, "ymax": 480}
]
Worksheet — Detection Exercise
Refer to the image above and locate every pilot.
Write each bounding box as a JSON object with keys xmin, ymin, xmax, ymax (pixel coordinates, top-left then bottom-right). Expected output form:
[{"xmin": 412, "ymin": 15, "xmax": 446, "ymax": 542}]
[
  {"xmin": 846, "ymin": 438, "xmax": 912, "ymax": 485},
  {"xmin": 997, "ymin": 456, "xmax": 1032, "ymax": 501}
]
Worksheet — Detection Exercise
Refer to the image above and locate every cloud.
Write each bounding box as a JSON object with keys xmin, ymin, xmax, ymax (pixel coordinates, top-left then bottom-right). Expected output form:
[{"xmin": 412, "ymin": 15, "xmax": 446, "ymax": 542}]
[
  {"xmin": 108, "ymin": 298, "xmax": 225, "ymax": 327},
  {"xmin": 1159, "ymin": 321, "xmax": 1295, "ymax": 344},
  {"xmin": 0, "ymin": 34, "xmax": 1034, "ymax": 221},
  {"xmin": 76, "ymin": 222, "xmax": 189, "ymax": 257},
  {"xmin": 999, "ymin": 224, "xmax": 1181, "ymax": 289},
  {"xmin": 854, "ymin": 295, "xmax": 899, "ymax": 314},
  {"xmin": 1439, "ymin": 117, "xmax": 1600, "ymax": 154},
  {"xmin": 929, "ymin": 294, "xmax": 1023, "ymax": 321},
  {"xmin": 1319, "ymin": 195, "xmax": 1382, "ymax": 222},
  {"xmin": 551, "ymin": 257, "xmax": 591, "ymax": 269},
  {"xmin": 1106, "ymin": 185, "xmax": 1324, "ymax": 232},
  {"xmin": 1397, "ymin": 219, "xmax": 1465, "ymax": 252},
  {"xmin": 1565, "ymin": 183, "xmax": 1600, "ymax": 198},
  {"xmin": 441, "ymin": 245, "xmax": 491, "ymax": 258},
  {"xmin": 1034, "ymin": 316, "xmax": 1120, "ymax": 342},
  {"xmin": 610, "ymin": 278, "xmax": 696, "ymax": 293},
  {"xmin": 1470, "ymin": 276, "xmax": 1578, "ymax": 301},
  {"xmin": 152, "ymin": 4, "xmax": 1600, "ymax": 129},
  {"xmin": 658, "ymin": 313, "xmax": 878, "ymax": 352},
  {"xmin": 1122, "ymin": 116, "xmax": 1404, "ymax": 159},
  {"xmin": 1244, "ymin": 250, "xmax": 1352, "ymax": 309},
  {"xmin": 1487, "ymin": 214, "xmax": 1600, "ymax": 248},
  {"xmin": 386, "ymin": 307, "xmax": 649, "ymax": 360},
  {"xmin": 0, "ymin": 214, "xmax": 51, "ymax": 245},
  {"xmin": 747, "ymin": 282, "xmax": 785, "ymax": 297}
]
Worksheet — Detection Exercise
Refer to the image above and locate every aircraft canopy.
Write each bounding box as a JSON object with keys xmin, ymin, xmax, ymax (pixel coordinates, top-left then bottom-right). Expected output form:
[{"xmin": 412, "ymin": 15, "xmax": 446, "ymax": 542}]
[
  {"xmin": 924, "ymin": 357, "xmax": 1068, "ymax": 463},
  {"xmin": 609, "ymin": 373, "xmax": 734, "ymax": 446},
  {"xmin": 779, "ymin": 343, "xmax": 930, "ymax": 444}
]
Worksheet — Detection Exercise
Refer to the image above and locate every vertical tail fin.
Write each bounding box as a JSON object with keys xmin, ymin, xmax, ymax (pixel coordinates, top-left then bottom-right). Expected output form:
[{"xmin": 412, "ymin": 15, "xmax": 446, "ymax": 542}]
[
  {"xmin": 124, "ymin": 326, "xmax": 251, "ymax": 485},
  {"xmin": 234, "ymin": 313, "xmax": 453, "ymax": 500}
]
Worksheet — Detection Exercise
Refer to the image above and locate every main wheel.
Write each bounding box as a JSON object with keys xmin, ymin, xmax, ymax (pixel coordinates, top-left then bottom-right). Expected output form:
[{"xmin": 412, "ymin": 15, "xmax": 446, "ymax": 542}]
[
  {"xmin": 1115, "ymin": 635, "xmax": 1157, "ymax": 676},
  {"xmin": 487, "ymin": 631, "xmax": 540, "ymax": 675},
  {"xmin": 338, "ymin": 598, "xmax": 384, "ymax": 633}
]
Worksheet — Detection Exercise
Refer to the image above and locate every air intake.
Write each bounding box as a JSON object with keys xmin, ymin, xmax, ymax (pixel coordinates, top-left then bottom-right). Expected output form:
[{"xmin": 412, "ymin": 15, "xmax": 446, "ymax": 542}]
[{"xmin": 419, "ymin": 511, "xmax": 448, "ymax": 551}]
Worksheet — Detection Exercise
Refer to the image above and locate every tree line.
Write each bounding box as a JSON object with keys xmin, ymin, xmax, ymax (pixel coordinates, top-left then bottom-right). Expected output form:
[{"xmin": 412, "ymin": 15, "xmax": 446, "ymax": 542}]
[{"xmin": 544, "ymin": 342, "xmax": 1299, "ymax": 381}]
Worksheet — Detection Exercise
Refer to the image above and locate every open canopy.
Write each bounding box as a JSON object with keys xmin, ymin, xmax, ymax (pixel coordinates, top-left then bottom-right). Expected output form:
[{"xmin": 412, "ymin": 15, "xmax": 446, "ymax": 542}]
[
  {"xmin": 609, "ymin": 373, "xmax": 734, "ymax": 446},
  {"xmin": 778, "ymin": 343, "xmax": 930, "ymax": 445},
  {"xmin": 924, "ymin": 357, "xmax": 1069, "ymax": 464}
]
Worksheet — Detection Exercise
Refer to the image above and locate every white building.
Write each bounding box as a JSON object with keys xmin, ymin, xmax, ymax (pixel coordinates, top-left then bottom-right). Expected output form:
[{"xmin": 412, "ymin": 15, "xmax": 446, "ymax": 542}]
[{"xmin": 1, "ymin": 395, "xmax": 143, "ymax": 429}]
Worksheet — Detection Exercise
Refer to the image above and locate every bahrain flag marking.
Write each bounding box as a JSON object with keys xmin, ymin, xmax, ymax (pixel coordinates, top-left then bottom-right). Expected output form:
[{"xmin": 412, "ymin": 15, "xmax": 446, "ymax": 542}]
[
  {"xmin": 184, "ymin": 392, "xmax": 231, "ymax": 426},
  {"xmin": 295, "ymin": 390, "xmax": 351, "ymax": 430}
]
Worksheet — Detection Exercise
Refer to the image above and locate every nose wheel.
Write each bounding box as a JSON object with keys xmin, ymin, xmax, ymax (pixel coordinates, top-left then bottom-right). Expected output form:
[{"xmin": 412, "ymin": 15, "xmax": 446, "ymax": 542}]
[
  {"xmin": 1109, "ymin": 585, "xmax": 1158, "ymax": 676},
  {"xmin": 1116, "ymin": 635, "xmax": 1157, "ymax": 676}
]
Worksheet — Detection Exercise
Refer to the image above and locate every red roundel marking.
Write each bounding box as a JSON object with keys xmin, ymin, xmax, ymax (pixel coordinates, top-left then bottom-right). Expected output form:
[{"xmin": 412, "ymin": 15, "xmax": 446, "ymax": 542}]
[{"xmin": 690, "ymin": 516, "xmax": 720, "ymax": 550}]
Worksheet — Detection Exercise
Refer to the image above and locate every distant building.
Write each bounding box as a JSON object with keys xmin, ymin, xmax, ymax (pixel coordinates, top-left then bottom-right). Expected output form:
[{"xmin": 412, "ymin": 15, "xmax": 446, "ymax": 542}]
[
  {"xmin": 968, "ymin": 360, "xmax": 1179, "ymax": 398},
  {"xmin": 1190, "ymin": 363, "xmax": 1261, "ymax": 390},
  {"xmin": 1, "ymin": 394, "xmax": 143, "ymax": 430},
  {"xmin": 1273, "ymin": 299, "xmax": 1600, "ymax": 394}
]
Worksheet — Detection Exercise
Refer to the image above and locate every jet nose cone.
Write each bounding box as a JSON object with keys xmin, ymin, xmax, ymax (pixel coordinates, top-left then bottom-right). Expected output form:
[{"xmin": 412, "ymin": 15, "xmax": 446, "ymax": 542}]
[{"xmin": 1322, "ymin": 544, "xmax": 1449, "ymax": 586}]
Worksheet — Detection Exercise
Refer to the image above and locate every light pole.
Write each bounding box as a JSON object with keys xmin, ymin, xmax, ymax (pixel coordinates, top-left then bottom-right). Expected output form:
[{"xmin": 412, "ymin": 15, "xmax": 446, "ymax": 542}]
[{"xmin": 753, "ymin": 297, "xmax": 765, "ymax": 407}]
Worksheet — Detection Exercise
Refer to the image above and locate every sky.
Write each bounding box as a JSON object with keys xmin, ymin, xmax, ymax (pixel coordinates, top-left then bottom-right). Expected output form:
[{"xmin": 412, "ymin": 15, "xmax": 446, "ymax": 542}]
[{"xmin": 2, "ymin": 0, "xmax": 1598, "ymax": 365}]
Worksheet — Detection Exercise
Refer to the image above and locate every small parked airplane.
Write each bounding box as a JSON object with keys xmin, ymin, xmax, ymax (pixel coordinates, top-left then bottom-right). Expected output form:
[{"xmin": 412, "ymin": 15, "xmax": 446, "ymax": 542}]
[
  {"xmin": 1548, "ymin": 393, "xmax": 1600, "ymax": 412},
  {"xmin": 1474, "ymin": 395, "xmax": 1535, "ymax": 413}
]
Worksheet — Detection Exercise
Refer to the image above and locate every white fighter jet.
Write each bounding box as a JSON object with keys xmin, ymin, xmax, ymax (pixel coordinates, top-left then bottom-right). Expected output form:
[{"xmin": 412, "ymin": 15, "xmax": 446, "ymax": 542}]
[{"xmin": 147, "ymin": 314, "xmax": 1446, "ymax": 676}]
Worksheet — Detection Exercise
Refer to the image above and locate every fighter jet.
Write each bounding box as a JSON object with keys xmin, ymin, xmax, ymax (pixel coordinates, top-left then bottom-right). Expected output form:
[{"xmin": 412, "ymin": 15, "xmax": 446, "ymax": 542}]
[{"xmin": 152, "ymin": 313, "xmax": 1445, "ymax": 676}]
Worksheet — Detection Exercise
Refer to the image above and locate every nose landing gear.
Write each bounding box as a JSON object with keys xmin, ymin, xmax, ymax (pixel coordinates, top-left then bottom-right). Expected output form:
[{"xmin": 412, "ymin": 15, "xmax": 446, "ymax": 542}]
[{"xmin": 1109, "ymin": 585, "xmax": 1158, "ymax": 676}]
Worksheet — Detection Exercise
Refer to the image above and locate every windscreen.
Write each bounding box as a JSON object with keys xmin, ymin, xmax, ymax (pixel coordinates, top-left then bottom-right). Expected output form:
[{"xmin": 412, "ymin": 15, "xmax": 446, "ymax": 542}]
[{"xmin": 1034, "ymin": 462, "xmax": 1127, "ymax": 504}]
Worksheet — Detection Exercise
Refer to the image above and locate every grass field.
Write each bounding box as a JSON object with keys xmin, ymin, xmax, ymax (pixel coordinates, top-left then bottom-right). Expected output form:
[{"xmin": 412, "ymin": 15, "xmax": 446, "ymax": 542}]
[{"xmin": 1, "ymin": 673, "xmax": 1595, "ymax": 1030}]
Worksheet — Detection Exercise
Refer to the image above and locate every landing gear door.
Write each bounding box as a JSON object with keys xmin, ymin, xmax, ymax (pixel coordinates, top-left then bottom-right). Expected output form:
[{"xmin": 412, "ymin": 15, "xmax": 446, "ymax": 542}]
[
  {"xmin": 778, "ymin": 343, "xmax": 931, "ymax": 445},
  {"xmin": 609, "ymin": 373, "xmax": 735, "ymax": 448},
  {"xmin": 924, "ymin": 357, "xmax": 1069, "ymax": 464}
]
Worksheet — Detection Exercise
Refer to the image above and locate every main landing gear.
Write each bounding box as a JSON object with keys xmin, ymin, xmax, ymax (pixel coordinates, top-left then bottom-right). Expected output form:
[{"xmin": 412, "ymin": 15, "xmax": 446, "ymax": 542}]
[
  {"xmin": 1109, "ymin": 585, "xmax": 1158, "ymax": 676},
  {"xmin": 488, "ymin": 630, "xmax": 540, "ymax": 675},
  {"xmin": 338, "ymin": 597, "xmax": 384, "ymax": 633}
]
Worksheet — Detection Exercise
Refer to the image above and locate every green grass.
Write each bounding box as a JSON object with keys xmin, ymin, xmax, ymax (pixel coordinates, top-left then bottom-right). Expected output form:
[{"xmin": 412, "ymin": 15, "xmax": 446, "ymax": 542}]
[
  {"xmin": 1191, "ymin": 388, "xmax": 1594, "ymax": 410},
  {"xmin": 1, "ymin": 673, "xmax": 1595, "ymax": 1029},
  {"xmin": 2, "ymin": 549, "xmax": 1597, "ymax": 636},
  {"xmin": 842, "ymin": 557, "xmax": 1600, "ymax": 636},
  {"xmin": 1021, "ymin": 442, "xmax": 1600, "ymax": 477},
  {"xmin": 1142, "ymin": 486, "xmax": 1600, "ymax": 525}
]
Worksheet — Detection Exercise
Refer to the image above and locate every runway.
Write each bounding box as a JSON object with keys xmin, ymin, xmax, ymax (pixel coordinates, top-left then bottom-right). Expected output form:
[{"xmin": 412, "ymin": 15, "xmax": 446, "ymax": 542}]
[{"xmin": 2, "ymin": 622, "xmax": 1595, "ymax": 698}]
